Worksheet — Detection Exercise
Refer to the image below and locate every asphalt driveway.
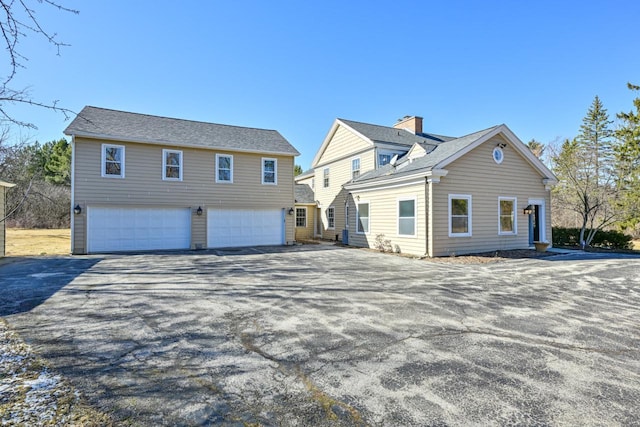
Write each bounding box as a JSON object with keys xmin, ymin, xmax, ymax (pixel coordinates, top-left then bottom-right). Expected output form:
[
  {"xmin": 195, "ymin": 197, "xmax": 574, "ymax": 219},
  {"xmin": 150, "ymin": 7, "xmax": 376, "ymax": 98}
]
[{"xmin": 2, "ymin": 246, "xmax": 640, "ymax": 426}]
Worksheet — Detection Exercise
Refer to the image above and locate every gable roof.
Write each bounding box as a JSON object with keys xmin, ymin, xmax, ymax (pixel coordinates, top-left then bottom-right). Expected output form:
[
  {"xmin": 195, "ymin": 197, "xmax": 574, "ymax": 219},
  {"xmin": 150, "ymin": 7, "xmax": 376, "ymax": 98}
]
[
  {"xmin": 311, "ymin": 118, "xmax": 454, "ymax": 167},
  {"xmin": 294, "ymin": 184, "xmax": 316, "ymax": 204},
  {"xmin": 64, "ymin": 106, "xmax": 299, "ymax": 156},
  {"xmin": 348, "ymin": 124, "xmax": 557, "ymax": 187}
]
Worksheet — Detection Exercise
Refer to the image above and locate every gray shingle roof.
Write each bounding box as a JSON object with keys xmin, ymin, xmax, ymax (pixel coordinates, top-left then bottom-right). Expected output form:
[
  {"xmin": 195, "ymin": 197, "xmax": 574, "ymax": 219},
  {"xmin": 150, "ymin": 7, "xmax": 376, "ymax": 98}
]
[
  {"xmin": 64, "ymin": 106, "xmax": 299, "ymax": 156},
  {"xmin": 352, "ymin": 125, "xmax": 500, "ymax": 184},
  {"xmin": 294, "ymin": 184, "xmax": 315, "ymax": 204},
  {"xmin": 339, "ymin": 118, "xmax": 454, "ymax": 148}
]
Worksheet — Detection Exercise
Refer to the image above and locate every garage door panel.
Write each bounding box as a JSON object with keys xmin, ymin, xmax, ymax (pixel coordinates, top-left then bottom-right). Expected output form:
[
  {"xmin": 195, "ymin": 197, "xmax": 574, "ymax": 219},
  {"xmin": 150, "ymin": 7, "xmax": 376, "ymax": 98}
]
[
  {"xmin": 87, "ymin": 207, "xmax": 191, "ymax": 253},
  {"xmin": 208, "ymin": 209, "xmax": 283, "ymax": 248}
]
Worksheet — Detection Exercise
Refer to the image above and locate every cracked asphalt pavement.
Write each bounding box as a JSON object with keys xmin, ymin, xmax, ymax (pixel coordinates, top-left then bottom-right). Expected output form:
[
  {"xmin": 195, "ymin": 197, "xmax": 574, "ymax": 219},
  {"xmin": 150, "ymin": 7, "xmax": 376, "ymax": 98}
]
[{"xmin": 1, "ymin": 246, "xmax": 640, "ymax": 426}]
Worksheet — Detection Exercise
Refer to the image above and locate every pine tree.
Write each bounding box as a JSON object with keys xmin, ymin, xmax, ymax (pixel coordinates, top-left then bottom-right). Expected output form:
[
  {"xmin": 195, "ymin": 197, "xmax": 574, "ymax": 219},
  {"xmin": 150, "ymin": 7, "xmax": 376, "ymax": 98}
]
[
  {"xmin": 526, "ymin": 139, "xmax": 545, "ymax": 159},
  {"xmin": 614, "ymin": 83, "xmax": 640, "ymax": 232},
  {"xmin": 577, "ymin": 95, "xmax": 613, "ymax": 186}
]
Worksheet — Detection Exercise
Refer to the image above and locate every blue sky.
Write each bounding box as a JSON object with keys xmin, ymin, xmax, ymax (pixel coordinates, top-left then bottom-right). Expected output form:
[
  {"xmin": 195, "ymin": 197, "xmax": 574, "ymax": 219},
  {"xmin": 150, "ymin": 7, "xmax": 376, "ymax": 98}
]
[{"xmin": 6, "ymin": 0, "xmax": 640, "ymax": 168}]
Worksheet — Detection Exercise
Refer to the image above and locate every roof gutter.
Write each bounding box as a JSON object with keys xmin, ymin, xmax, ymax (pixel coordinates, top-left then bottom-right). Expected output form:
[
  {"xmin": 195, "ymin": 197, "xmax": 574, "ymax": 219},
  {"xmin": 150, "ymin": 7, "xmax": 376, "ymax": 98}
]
[{"xmin": 344, "ymin": 169, "xmax": 448, "ymax": 191}]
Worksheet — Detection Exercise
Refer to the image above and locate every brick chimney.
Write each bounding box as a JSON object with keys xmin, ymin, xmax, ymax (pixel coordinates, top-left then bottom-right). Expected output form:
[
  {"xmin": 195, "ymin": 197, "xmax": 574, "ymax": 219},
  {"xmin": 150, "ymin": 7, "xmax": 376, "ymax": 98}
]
[{"xmin": 393, "ymin": 116, "xmax": 423, "ymax": 134}]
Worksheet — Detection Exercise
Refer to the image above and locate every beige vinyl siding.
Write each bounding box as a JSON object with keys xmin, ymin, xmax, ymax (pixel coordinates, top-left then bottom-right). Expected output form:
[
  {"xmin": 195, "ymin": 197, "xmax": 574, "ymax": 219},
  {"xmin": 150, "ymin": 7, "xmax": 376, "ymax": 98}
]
[
  {"xmin": 73, "ymin": 137, "xmax": 295, "ymax": 253},
  {"xmin": 314, "ymin": 148, "xmax": 376, "ymax": 239},
  {"xmin": 313, "ymin": 124, "xmax": 377, "ymax": 239},
  {"xmin": 0, "ymin": 187, "xmax": 5, "ymax": 256},
  {"xmin": 296, "ymin": 175, "xmax": 314, "ymax": 188},
  {"xmin": 316, "ymin": 125, "xmax": 371, "ymax": 166},
  {"xmin": 431, "ymin": 135, "xmax": 550, "ymax": 256},
  {"xmin": 294, "ymin": 204, "xmax": 315, "ymax": 240},
  {"xmin": 348, "ymin": 182, "xmax": 427, "ymax": 256}
]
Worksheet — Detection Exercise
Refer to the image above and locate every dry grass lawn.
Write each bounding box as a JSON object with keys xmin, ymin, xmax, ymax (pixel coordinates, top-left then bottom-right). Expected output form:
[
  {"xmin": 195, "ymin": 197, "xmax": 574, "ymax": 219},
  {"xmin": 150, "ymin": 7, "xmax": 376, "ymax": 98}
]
[
  {"xmin": 634, "ymin": 240, "xmax": 640, "ymax": 250},
  {"xmin": 5, "ymin": 228, "xmax": 70, "ymax": 256}
]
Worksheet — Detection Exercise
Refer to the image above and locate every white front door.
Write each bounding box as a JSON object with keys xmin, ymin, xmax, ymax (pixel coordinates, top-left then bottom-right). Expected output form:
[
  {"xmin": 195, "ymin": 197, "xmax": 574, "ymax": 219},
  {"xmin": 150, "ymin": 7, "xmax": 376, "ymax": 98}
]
[
  {"xmin": 87, "ymin": 207, "xmax": 191, "ymax": 253},
  {"xmin": 207, "ymin": 209, "xmax": 283, "ymax": 248}
]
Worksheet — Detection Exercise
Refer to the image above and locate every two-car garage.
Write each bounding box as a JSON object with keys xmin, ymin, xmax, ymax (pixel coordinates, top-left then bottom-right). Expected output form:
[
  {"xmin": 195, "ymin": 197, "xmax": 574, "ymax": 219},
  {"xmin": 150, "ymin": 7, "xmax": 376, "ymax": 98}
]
[{"xmin": 85, "ymin": 207, "xmax": 284, "ymax": 253}]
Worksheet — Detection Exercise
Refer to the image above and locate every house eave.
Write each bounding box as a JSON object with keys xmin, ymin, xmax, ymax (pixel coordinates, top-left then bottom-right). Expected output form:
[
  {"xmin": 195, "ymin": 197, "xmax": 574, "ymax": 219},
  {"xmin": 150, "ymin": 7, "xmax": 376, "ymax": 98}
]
[
  {"xmin": 344, "ymin": 169, "xmax": 448, "ymax": 191},
  {"xmin": 65, "ymin": 131, "xmax": 300, "ymax": 157}
]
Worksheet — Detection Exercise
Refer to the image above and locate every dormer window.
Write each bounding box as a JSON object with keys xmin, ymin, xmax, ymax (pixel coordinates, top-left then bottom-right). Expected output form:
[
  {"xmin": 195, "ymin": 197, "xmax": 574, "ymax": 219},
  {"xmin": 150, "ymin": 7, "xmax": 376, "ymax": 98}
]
[{"xmin": 378, "ymin": 153, "xmax": 392, "ymax": 167}]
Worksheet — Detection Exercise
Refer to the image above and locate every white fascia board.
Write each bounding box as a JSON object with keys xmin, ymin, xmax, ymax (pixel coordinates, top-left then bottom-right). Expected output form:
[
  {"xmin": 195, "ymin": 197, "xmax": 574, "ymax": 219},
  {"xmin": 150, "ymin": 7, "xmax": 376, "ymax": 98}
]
[
  {"xmin": 434, "ymin": 124, "xmax": 558, "ymax": 184},
  {"xmin": 344, "ymin": 169, "xmax": 447, "ymax": 192},
  {"xmin": 311, "ymin": 119, "xmax": 374, "ymax": 167},
  {"xmin": 67, "ymin": 132, "xmax": 299, "ymax": 157},
  {"xmin": 499, "ymin": 125, "xmax": 558, "ymax": 183},
  {"xmin": 347, "ymin": 179, "xmax": 425, "ymax": 193}
]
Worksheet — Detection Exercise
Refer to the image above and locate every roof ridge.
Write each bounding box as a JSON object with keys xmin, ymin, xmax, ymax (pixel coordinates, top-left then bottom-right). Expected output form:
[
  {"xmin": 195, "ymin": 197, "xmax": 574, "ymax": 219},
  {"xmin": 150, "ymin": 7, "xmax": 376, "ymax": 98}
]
[{"xmin": 83, "ymin": 106, "xmax": 280, "ymax": 133}]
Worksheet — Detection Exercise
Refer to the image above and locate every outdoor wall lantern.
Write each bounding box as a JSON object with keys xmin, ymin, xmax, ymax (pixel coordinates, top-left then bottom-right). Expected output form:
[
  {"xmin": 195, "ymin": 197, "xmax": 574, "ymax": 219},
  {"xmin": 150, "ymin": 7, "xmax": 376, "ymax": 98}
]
[
  {"xmin": 523, "ymin": 205, "xmax": 534, "ymax": 215},
  {"xmin": 73, "ymin": 204, "xmax": 82, "ymax": 215},
  {"xmin": 196, "ymin": 206, "xmax": 203, "ymax": 216},
  {"xmin": 288, "ymin": 207, "xmax": 294, "ymax": 215}
]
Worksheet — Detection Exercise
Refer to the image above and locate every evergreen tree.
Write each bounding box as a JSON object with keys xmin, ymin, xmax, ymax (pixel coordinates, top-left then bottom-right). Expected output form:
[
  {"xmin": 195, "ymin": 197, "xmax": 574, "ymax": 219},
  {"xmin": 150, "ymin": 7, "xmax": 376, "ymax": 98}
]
[
  {"xmin": 577, "ymin": 95, "xmax": 613, "ymax": 186},
  {"xmin": 526, "ymin": 139, "xmax": 545, "ymax": 159},
  {"xmin": 551, "ymin": 97, "xmax": 619, "ymax": 247},
  {"xmin": 614, "ymin": 83, "xmax": 640, "ymax": 232}
]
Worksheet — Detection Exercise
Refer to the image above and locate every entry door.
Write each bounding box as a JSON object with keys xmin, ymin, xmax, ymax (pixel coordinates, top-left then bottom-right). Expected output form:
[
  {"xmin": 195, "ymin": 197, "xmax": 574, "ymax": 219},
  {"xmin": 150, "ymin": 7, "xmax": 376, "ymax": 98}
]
[{"xmin": 528, "ymin": 205, "xmax": 541, "ymax": 244}]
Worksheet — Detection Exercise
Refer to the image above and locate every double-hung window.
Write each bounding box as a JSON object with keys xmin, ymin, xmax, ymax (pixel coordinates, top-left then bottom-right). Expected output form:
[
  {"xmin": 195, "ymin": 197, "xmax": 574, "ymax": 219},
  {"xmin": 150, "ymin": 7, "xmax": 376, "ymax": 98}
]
[
  {"xmin": 216, "ymin": 154, "xmax": 233, "ymax": 183},
  {"xmin": 352, "ymin": 158, "xmax": 360, "ymax": 180},
  {"xmin": 262, "ymin": 158, "xmax": 277, "ymax": 184},
  {"xmin": 296, "ymin": 208, "xmax": 307, "ymax": 227},
  {"xmin": 102, "ymin": 144, "xmax": 124, "ymax": 178},
  {"xmin": 327, "ymin": 207, "xmax": 335, "ymax": 229},
  {"xmin": 449, "ymin": 194, "xmax": 472, "ymax": 237},
  {"xmin": 499, "ymin": 197, "xmax": 517, "ymax": 235},
  {"xmin": 163, "ymin": 149, "xmax": 183, "ymax": 181},
  {"xmin": 398, "ymin": 198, "xmax": 416, "ymax": 236},
  {"xmin": 356, "ymin": 202, "xmax": 369, "ymax": 234},
  {"xmin": 323, "ymin": 168, "xmax": 330, "ymax": 188}
]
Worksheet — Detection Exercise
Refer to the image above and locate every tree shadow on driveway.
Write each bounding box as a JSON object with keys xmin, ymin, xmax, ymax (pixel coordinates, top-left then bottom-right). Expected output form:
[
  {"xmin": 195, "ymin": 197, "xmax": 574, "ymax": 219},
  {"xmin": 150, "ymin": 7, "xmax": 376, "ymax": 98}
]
[{"xmin": 0, "ymin": 256, "xmax": 103, "ymax": 316}]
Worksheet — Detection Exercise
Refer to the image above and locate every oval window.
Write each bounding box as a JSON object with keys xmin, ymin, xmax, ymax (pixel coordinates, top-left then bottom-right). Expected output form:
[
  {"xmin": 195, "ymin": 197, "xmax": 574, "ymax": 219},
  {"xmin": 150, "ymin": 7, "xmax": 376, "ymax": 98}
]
[{"xmin": 493, "ymin": 147, "xmax": 504, "ymax": 164}]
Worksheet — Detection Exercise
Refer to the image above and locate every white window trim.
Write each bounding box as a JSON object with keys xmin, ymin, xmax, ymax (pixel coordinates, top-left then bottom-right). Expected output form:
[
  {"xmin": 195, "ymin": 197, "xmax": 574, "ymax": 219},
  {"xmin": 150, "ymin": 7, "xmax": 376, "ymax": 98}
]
[
  {"xmin": 356, "ymin": 201, "xmax": 370, "ymax": 234},
  {"xmin": 498, "ymin": 196, "xmax": 517, "ymax": 235},
  {"xmin": 397, "ymin": 196, "xmax": 417, "ymax": 238},
  {"xmin": 215, "ymin": 153, "xmax": 234, "ymax": 183},
  {"xmin": 327, "ymin": 206, "xmax": 335, "ymax": 230},
  {"xmin": 493, "ymin": 147, "xmax": 504, "ymax": 164},
  {"xmin": 351, "ymin": 157, "xmax": 361, "ymax": 180},
  {"xmin": 296, "ymin": 207, "xmax": 307, "ymax": 228},
  {"xmin": 448, "ymin": 194, "xmax": 472, "ymax": 237},
  {"xmin": 101, "ymin": 143, "xmax": 125, "ymax": 178},
  {"xmin": 162, "ymin": 149, "xmax": 183, "ymax": 181},
  {"xmin": 323, "ymin": 167, "xmax": 330, "ymax": 188},
  {"xmin": 262, "ymin": 157, "xmax": 277, "ymax": 185}
]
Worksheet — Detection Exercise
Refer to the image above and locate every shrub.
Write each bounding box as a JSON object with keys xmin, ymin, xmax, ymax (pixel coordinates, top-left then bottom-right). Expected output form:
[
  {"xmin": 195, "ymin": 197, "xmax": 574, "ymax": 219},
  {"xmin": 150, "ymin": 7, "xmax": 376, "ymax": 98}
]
[
  {"xmin": 374, "ymin": 234, "xmax": 393, "ymax": 252},
  {"xmin": 552, "ymin": 227, "xmax": 632, "ymax": 250}
]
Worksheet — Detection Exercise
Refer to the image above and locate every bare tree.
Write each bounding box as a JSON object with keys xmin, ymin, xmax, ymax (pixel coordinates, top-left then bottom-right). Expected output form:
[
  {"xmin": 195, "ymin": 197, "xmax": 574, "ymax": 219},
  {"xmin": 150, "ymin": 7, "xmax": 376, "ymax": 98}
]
[{"xmin": 0, "ymin": 0, "xmax": 79, "ymax": 128}]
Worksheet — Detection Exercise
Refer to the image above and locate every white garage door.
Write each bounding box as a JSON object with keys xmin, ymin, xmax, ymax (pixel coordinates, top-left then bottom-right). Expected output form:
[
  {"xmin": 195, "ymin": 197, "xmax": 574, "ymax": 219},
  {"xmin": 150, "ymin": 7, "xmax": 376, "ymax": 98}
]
[
  {"xmin": 208, "ymin": 209, "xmax": 283, "ymax": 248},
  {"xmin": 87, "ymin": 207, "xmax": 191, "ymax": 253}
]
